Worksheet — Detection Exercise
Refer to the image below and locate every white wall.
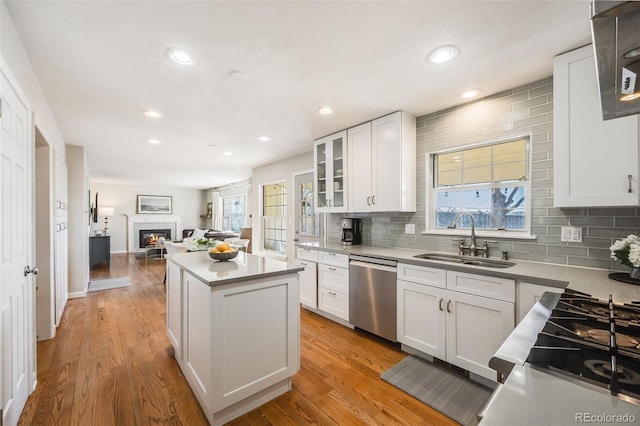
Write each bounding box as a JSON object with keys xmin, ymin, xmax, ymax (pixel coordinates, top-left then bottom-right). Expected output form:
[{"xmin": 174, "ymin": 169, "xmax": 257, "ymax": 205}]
[
  {"xmin": 1, "ymin": 1, "xmax": 66, "ymax": 158},
  {"xmin": 251, "ymin": 152, "xmax": 313, "ymax": 260},
  {"xmin": 90, "ymin": 182, "xmax": 205, "ymax": 252},
  {"xmin": 66, "ymin": 145, "xmax": 89, "ymax": 295}
]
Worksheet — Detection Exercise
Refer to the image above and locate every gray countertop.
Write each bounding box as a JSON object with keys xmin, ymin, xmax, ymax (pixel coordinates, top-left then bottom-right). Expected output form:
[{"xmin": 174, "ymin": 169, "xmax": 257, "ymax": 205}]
[
  {"xmin": 168, "ymin": 251, "xmax": 303, "ymax": 286},
  {"xmin": 297, "ymin": 242, "xmax": 640, "ymax": 303},
  {"xmin": 479, "ymin": 364, "xmax": 640, "ymax": 425}
]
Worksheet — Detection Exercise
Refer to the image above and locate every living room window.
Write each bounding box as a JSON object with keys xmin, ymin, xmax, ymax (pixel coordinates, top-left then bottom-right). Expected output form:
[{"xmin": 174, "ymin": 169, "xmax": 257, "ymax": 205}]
[
  {"xmin": 222, "ymin": 195, "xmax": 245, "ymax": 232},
  {"xmin": 428, "ymin": 137, "xmax": 531, "ymax": 237},
  {"xmin": 262, "ymin": 182, "xmax": 287, "ymax": 254}
]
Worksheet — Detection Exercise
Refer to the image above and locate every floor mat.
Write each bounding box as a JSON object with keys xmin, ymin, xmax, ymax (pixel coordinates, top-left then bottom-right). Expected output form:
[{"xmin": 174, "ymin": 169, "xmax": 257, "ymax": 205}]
[
  {"xmin": 88, "ymin": 277, "xmax": 131, "ymax": 292},
  {"xmin": 381, "ymin": 355, "xmax": 492, "ymax": 426}
]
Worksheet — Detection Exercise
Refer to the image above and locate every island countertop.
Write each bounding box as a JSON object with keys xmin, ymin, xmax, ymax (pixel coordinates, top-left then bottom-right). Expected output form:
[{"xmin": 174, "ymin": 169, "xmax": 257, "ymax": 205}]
[{"xmin": 167, "ymin": 250, "xmax": 303, "ymax": 286}]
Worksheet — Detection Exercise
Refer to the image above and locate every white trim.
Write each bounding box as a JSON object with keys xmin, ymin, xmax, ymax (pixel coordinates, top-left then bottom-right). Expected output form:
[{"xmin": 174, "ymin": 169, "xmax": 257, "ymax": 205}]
[
  {"xmin": 422, "ymin": 229, "xmax": 537, "ymax": 240},
  {"xmin": 68, "ymin": 291, "xmax": 87, "ymax": 299}
]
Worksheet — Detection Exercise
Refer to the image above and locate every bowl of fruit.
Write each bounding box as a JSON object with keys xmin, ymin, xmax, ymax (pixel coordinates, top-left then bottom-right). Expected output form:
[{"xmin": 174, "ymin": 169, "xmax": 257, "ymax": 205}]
[{"xmin": 207, "ymin": 242, "xmax": 238, "ymax": 261}]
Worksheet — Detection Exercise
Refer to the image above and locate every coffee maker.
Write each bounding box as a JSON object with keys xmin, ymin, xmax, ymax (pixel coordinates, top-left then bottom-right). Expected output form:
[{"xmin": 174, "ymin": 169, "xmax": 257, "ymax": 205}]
[{"xmin": 340, "ymin": 218, "xmax": 362, "ymax": 246}]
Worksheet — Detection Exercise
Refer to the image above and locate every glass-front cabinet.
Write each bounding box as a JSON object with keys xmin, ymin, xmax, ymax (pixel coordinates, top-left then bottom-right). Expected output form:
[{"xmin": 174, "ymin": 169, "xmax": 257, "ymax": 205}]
[{"xmin": 314, "ymin": 130, "xmax": 347, "ymax": 213}]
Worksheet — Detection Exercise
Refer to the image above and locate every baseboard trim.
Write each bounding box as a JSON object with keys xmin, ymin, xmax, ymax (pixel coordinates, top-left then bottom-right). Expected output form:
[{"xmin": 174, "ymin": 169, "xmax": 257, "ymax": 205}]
[
  {"xmin": 68, "ymin": 290, "xmax": 86, "ymax": 299},
  {"xmin": 111, "ymin": 250, "xmax": 128, "ymax": 254}
]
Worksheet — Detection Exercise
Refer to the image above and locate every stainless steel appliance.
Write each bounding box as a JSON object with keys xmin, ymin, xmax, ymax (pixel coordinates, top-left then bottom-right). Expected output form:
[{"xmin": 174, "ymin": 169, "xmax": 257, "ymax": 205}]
[
  {"xmin": 591, "ymin": 1, "xmax": 640, "ymax": 119},
  {"xmin": 349, "ymin": 255, "xmax": 397, "ymax": 342},
  {"xmin": 340, "ymin": 217, "xmax": 362, "ymax": 246},
  {"xmin": 491, "ymin": 289, "xmax": 640, "ymax": 406}
]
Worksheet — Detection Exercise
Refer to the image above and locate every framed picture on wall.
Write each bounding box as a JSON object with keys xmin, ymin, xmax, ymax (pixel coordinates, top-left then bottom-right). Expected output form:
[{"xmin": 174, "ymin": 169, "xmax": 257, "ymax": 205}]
[
  {"xmin": 137, "ymin": 195, "xmax": 172, "ymax": 214},
  {"xmin": 207, "ymin": 202, "xmax": 213, "ymax": 216}
]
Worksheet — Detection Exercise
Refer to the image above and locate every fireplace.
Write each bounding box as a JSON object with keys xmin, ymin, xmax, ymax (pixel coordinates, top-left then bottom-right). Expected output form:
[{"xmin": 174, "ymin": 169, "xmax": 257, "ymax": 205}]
[{"xmin": 139, "ymin": 229, "xmax": 171, "ymax": 248}]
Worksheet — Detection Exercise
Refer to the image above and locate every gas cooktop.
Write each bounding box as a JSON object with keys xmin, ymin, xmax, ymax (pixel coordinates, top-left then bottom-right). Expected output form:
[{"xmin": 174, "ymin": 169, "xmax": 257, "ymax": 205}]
[{"xmin": 514, "ymin": 290, "xmax": 640, "ymax": 405}]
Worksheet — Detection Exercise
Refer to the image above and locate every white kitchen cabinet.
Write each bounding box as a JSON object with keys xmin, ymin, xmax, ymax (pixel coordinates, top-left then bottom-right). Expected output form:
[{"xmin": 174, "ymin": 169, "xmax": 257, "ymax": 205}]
[
  {"xmin": 516, "ymin": 282, "xmax": 564, "ymax": 323},
  {"xmin": 317, "ymin": 251, "xmax": 350, "ymax": 321},
  {"xmin": 554, "ymin": 44, "xmax": 640, "ymax": 207},
  {"xmin": 296, "ymin": 259, "xmax": 318, "ymax": 309},
  {"xmin": 166, "ymin": 260, "xmax": 183, "ymax": 358},
  {"xmin": 314, "ymin": 131, "xmax": 348, "ymax": 213},
  {"xmin": 348, "ymin": 111, "xmax": 416, "ymax": 212},
  {"xmin": 166, "ymin": 258, "xmax": 300, "ymax": 425},
  {"xmin": 397, "ymin": 264, "xmax": 515, "ymax": 381},
  {"xmin": 295, "ymin": 247, "xmax": 318, "ymax": 309}
]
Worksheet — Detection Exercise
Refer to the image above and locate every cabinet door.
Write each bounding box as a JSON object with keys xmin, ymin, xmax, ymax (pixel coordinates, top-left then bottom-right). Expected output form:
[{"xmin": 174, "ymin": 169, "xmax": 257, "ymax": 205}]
[
  {"xmin": 371, "ymin": 112, "xmax": 403, "ymax": 211},
  {"xmin": 347, "ymin": 122, "xmax": 373, "ymax": 212},
  {"xmin": 554, "ymin": 45, "xmax": 640, "ymax": 207},
  {"xmin": 296, "ymin": 260, "xmax": 317, "ymax": 309},
  {"xmin": 183, "ymin": 271, "xmax": 212, "ymax": 399},
  {"xmin": 516, "ymin": 282, "xmax": 563, "ymax": 323},
  {"xmin": 397, "ymin": 280, "xmax": 446, "ymax": 359},
  {"xmin": 445, "ymin": 291, "xmax": 514, "ymax": 381},
  {"xmin": 314, "ymin": 131, "xmax": 348, "ymax": 213},
  {"xmin": 166, "ymin": 261, "xmax": 183, "ymax": 359}
]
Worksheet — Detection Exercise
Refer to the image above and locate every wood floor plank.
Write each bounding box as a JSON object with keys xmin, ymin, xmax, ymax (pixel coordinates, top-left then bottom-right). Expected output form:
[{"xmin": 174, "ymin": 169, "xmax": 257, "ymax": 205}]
[{"xmin": 20, "ymin": 253, "xmax": 458, "ymax": 426}]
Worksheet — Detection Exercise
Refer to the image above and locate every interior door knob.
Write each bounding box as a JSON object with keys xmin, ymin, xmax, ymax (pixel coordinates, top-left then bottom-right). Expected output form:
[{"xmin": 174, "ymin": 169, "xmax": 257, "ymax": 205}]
[{"xmin": 24, "ymin": 266, "xmax": 39, "ymax": 276}]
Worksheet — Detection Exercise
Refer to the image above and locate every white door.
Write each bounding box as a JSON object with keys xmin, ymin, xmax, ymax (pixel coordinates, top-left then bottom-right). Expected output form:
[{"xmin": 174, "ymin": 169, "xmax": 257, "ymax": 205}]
[
  {"xmin": 293, "ymin": 171, "xmax": 323, "ymax": 245},
  {"xmin": 1, "ymin": 68, "xmax": 35, "ymax": 425}
]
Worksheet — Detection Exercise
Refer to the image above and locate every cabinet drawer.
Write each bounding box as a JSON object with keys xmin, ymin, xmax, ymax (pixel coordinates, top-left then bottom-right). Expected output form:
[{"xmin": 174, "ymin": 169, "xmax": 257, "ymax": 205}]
[
  {"xmin": 318, "ymin": 264, "xmax": 349, "ymax": 293},
  {"xmin": 446, "ymin": 270, "xmax": 515, "ymax": 303},
  {"xmin": 318, "ymin": 286, "xmax": 349, "ymax": 321},
  {"xmin": 318, "ymin": 251, "xmax": 349, "ymax": 268},
  {"xmin": 397, "ymin": 263, "xmax": 446, "ymax": 288},
  {"xmin": 296, "ymin": 247, "xmax": 319, "ymax": 262}
]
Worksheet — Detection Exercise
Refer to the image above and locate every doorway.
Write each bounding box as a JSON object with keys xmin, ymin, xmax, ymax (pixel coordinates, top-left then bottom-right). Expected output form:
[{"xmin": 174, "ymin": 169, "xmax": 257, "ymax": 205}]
[{"xmin": 34, "ymin": 127, "xmax": 55, "ymax": 341}]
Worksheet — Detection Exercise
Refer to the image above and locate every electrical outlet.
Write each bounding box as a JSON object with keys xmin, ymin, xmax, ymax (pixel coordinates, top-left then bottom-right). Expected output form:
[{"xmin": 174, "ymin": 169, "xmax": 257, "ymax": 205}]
[
  {"xmin": 561, "ymin": 226, "xmax": 582, "ymax": 243},
  {"xmin": 405, "ymin": 223, "xmax": 416, "ymax": 235}
]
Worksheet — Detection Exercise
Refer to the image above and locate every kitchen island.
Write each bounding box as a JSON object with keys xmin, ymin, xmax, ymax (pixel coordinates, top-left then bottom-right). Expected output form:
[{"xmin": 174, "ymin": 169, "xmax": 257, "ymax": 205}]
[{"xmin": 165, "ymin": 250, "xmax": 303, "ymax": 425}]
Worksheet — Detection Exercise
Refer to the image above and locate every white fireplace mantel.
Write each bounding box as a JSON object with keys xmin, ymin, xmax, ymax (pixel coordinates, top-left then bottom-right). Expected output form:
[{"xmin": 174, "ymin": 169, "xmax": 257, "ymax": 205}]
[{"xmin": 125, "ymin": 214, "xmax": 181, "ymax": 252}]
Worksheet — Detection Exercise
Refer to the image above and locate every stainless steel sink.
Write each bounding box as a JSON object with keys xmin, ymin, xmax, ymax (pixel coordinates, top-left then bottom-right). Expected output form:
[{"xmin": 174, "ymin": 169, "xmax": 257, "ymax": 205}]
[{"xmin": 414, "ymin": 253, "xmax": 515, "ymax": 268}]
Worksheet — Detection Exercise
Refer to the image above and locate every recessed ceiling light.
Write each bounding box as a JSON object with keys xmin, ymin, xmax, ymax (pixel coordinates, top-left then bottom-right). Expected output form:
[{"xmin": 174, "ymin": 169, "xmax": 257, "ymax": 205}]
[
  {"xmin": 318, "ymin": 107, "xmax": 333, "ymax": 115},
  {"xmin": 165, "ymin": 47, "xmax": 196, "ymax": 66},
  {"xmin": 222, "ymin": 151, "xmax": 233, "ymax": 156},
  {"xmin": 460, "ymin": 89, "xmax": 482, "ymax": 99},
  {"xmin": 427, "ymin": 45, "xmax": 458, "ymax": 64},
  {"xmin": 144, "ymin": 110, "xmax": 163, "ymax": 118},
  {"xmin": 257, "ymin": 136, "xmax": 271, "ymax": 142},
  {"xmin": 148, "ymin": 139, "xmax": 160, "ymax": 145},
  {"xmin": 229, "ymin": 70, "xmax": 248, "ymax": 81}
]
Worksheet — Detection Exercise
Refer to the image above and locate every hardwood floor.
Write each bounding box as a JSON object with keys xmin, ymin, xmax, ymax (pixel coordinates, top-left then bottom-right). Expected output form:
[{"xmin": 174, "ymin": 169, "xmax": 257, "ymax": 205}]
[{"xmin": 19, "ymin": 253, "xmax": 457, "ymax": 426}]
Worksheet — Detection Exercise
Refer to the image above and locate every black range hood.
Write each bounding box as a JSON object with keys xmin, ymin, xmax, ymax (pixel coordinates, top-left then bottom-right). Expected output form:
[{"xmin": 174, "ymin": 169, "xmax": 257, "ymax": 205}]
[{"xmin": 591, "ymin": 1, "xmax": 640, "ymax": 120}]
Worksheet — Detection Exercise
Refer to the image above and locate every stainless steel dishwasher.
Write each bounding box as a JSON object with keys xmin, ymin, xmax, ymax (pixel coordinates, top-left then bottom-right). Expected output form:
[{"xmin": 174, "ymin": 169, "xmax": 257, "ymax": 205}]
[{"xmin": 349, "ymin": 255, "xmax": 397, "ymax": 342}]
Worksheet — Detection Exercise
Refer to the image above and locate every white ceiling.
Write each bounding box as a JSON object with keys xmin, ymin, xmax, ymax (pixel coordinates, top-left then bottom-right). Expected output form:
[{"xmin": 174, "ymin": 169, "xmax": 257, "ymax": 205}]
[{"xmin": 6, "ymin": 0, "xmax": 593, "ymax": 189}]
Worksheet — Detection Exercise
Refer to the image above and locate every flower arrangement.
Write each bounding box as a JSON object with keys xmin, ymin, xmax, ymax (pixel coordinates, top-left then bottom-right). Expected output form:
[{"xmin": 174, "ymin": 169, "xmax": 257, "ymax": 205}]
[{"xmin": 610, "ymin": 234, "xmax": 640, "ymax": 268}]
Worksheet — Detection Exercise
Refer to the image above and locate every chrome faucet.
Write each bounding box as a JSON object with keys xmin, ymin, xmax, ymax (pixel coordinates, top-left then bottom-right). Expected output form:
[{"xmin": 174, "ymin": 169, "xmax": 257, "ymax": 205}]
[{"xmin": 449, "ymin": 211, "xmax": 477, "ymax": 256}]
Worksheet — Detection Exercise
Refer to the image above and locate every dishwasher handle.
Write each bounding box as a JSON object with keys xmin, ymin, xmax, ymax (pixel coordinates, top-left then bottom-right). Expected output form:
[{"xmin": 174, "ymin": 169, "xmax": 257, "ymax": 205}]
[{"xmin": 350, "ymin": 260, "xmax": 397, "ymax": 273}]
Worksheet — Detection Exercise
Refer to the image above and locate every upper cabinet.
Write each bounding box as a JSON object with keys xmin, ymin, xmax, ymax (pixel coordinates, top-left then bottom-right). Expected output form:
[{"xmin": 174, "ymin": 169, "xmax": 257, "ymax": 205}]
[
  {"xmin": 314, "ymin": 131, "xmax": 348, "ymax": 213},
  {"xmin": 348, "ymin": 111, "xmax": 416, "ymax": 212},
  {"xmin": 554, "ymin": 45, "xmax": 640, "ymax": 207}
]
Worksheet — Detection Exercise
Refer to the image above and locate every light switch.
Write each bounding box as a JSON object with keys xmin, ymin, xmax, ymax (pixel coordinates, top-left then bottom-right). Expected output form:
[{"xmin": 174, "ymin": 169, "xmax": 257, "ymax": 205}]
[{"xmin": 405, "ymin": 223, "xmax": 415, "ymax": 234}]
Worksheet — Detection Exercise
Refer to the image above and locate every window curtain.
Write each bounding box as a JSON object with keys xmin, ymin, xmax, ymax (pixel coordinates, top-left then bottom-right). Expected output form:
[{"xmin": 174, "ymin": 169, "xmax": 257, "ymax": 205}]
[{"xmin": 211, "ymin": 191, "xmax": 223, "ymax": 230}]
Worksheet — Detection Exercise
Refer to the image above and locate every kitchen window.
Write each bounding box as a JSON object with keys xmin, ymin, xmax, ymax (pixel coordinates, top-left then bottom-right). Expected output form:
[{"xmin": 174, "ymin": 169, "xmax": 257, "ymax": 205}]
[
  {"xmin": 428, "ymin": 137, "xmax": 531, "ymax": 237},
  {"xmin": 222, "ymin": 195, "xmax": 245, "ymax": 232},
  {"xmin": 262, "ymin": 182, "xmax": 287, "ymax": 254}
]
